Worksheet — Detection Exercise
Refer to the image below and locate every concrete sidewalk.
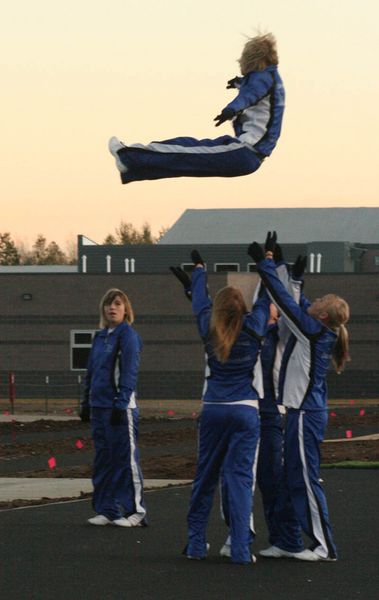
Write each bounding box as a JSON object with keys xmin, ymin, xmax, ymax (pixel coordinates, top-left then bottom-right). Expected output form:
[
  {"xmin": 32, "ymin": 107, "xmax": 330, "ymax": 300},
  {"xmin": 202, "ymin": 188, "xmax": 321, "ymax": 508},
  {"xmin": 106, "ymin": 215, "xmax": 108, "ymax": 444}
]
[{"xmin": 0, "ymin": 478, "xmax": 191, "ymax": 503}]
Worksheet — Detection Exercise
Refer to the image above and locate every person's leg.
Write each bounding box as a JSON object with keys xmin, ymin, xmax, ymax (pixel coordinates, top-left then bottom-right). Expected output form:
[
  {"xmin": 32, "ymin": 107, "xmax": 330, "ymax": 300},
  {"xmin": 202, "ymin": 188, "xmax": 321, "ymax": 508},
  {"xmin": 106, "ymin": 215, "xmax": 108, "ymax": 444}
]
[
  {"xmin": 294, "ymin": 410, "xmax": 337, "ymax": 559},
  {"xmin": 114, "ymin": 135, "xmax": 262, "ymax": 183},
  {"xmin": 186, "ymin": 405, "xmax": 229, "ymax": 558},
  {"xmin": 257, "ymin": 411, "xmax": 284, "ymax": 544},
  {"xmin": 109, "ymin": 407, "xmax": 146, "ymax": 526},
  {"xmin": 91, "ymin": 408, "xmax": 118, "ymax": 520},
  {"xmin": 222, "ymin": 405, "xmax": 260, "ymax": 564}
]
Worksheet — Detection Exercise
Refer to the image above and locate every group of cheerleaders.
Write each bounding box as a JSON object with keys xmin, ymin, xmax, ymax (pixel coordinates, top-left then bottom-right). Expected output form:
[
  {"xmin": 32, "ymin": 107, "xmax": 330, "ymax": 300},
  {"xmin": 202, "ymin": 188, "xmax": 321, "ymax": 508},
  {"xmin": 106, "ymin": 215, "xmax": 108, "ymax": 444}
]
[{"xmin": 81, "ymin": 32, "xmax": 350, "ymax": 564}]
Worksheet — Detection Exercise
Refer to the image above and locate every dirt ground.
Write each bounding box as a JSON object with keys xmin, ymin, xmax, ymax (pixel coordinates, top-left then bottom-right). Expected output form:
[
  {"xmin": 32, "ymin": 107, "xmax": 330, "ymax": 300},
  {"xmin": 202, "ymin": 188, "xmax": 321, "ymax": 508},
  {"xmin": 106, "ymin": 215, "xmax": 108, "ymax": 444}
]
[{"xmin": 1, "ymin": 408, "xmax": 378, "ymax": 477}]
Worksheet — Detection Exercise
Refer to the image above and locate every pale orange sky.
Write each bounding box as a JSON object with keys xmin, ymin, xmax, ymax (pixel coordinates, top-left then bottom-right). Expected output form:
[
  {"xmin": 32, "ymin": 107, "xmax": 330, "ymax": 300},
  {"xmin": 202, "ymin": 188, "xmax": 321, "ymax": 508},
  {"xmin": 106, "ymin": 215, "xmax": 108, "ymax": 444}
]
[{"xmin": 2, "ymin": 0, "xmax": 378, "ymax": 250}]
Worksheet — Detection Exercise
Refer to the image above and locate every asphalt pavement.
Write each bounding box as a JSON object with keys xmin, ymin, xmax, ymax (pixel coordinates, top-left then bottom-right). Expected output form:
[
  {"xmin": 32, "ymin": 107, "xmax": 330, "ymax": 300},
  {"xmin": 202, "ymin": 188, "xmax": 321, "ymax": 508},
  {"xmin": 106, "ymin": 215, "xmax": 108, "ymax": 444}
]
[{"xmin": 1, "ymin": 470, "xmax": 378, "ymax": 600}]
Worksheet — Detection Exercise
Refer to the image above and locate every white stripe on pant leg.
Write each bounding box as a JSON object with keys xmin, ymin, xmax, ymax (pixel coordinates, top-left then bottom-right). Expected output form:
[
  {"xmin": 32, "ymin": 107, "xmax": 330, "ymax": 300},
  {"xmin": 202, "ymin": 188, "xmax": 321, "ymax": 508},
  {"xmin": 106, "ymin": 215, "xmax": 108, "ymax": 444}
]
[
  {"xmin": 130, "ymin": 141, "xmax": 245, "ymax": 155},
  {"xmin": 298, "ymin": 411, "xmax": 328, "ymax": 557},
  {"xmin": 249, "ymin": 436, "xmax": 260, "ymax": 534},
  {"xmin": 127, "ymin": 408, "xmax": 146, "ymax": 521}
]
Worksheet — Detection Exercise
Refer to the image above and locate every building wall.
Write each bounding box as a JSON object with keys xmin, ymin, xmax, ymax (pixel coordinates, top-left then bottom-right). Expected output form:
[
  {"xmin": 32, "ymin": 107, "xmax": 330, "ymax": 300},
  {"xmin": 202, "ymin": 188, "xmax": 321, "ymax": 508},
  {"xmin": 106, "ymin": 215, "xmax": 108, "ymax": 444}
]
[{"xmin": 0, "ymin": 272, "xmax": 378, "ymax": 401}]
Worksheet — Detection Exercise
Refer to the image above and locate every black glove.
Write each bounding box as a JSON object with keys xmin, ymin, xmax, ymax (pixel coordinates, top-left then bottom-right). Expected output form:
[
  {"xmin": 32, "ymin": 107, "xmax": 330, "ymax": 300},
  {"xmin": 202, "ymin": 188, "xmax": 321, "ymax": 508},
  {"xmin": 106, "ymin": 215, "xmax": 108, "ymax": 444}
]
[
  {"xmin": 169, "ymin": 266, "xmax": 192, "ymax": 300},
  {"xmin": 247, "ymin": 242, "xmax": 264, "ymax": 263},
  {"xmin": 110, "ymin": 407, "xmax": 126, "ymax": 426},
  {"xmin": 226, "ymin": 76, "xmax": 241, "ymax": 89},
  {"xmin": 292, "ymin": 255, "xmax": 307, "ymax": 279},
  {"xmin": 214, "ymin": 108, "xmax": 235, "ymax": 127},
  {"xmin": 79, "ymin": 405, "xmax": 90, "ymax": 423},
  {"xmin": 264, "ymin": 231, "xmax": 277, "ymax": 254},
  {"xmin": 273, "ymin": 243, "xmax": 284, "ymax": 263},
  {"xmin": 191, "ymin": 249, "xmax": 204, "ymax": 266}
]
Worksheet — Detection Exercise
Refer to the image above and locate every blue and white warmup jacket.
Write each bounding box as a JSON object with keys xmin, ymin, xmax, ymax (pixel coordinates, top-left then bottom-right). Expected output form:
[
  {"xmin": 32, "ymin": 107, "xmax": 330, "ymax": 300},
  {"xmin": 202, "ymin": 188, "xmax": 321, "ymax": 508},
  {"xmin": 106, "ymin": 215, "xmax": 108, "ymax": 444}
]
[
  {"xmin": 224, "ymin": 65, "xmax": 285, "ymax": 156},
  {"xmin": 191, "ymin": 267, "xmax": 270, "ymax": 402},
  {"xmin": 257, "ymin": 259, "xmax": 337, "ymax": 411},
  {"xmin": 83, "ymin": 322, "xmax": 142, "ymax": 410}
]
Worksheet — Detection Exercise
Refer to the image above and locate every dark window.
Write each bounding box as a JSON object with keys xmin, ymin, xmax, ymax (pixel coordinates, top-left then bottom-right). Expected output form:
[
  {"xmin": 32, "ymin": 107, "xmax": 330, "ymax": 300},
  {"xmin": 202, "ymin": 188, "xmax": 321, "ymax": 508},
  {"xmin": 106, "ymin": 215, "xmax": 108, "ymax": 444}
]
[{"xmin": 214, "ymin": 263, "xmax": 239, "ymax": 273}]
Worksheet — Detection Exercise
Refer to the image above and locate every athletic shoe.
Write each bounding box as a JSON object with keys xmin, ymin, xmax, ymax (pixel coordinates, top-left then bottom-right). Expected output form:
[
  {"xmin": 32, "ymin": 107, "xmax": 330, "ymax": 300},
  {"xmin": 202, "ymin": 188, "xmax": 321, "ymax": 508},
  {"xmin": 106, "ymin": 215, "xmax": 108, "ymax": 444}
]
[
  {"xmin": 187, "ymin": 543, "xmax": 210, "ymax": 560},
  {"xmin": 259, "ymin": 545, "xmax": 319, "ymax": 561},
  {"xmin": 87, "ymin": 514, "xmax": 112, "ymax": 526},
  {"xmin": 312, "ymin": 545, "xmax": 338, "ymax": 561},
  {"xmin": 220, "ymin": 544, "xmax": 257, "ymax": 563},
  {"xmin": 113, "ymin": 515, "xmax": 145, "ymax": 527},
  {"xmin": 108, "ymin": 136, "xmax": 128, "ymax": 173}
]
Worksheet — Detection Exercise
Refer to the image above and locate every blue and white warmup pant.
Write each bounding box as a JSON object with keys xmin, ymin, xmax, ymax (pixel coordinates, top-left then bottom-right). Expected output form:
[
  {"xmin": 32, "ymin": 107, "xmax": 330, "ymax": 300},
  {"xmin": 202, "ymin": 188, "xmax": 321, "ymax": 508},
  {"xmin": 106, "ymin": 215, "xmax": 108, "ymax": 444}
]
[
  {"xmin": 117, "ymin": 135, "xmax": 263, "ymax": 184},
  {"xmin": 274, "ymin": 409, "xmax": 337, "ymax": 559},
  {"xmin": 187, "ymin": 403, "xmax": 260, "ymax": 564},
  {"xmin": 257, "ymin": 411, "xmax": 303, "ymax": 551},
  {"xmin": 91, "ymin": 407, "xmax": 146, "ymax": 523}
]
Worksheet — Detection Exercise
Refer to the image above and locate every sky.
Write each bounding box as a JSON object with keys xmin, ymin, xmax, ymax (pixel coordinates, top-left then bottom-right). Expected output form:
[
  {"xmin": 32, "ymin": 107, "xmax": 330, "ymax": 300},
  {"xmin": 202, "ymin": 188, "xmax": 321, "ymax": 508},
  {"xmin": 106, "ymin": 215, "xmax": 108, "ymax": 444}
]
[{"xmin": 2, "ymin": 0, "xmax": 379, "ymax": 250}]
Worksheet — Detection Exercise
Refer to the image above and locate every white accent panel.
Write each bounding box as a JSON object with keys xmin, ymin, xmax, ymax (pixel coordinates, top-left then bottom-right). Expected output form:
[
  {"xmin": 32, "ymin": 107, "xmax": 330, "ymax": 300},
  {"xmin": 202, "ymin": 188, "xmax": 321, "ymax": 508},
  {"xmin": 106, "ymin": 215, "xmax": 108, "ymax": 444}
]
[
  {"xmin": 130, "ymin": 141, "xmax": 244, "ymax": 155},
  {"xmin": 298, "ymin": 412, "xmax": 328, "ymax": 557},
  {"xmin": 126, "ymin": 408, "xmax": 146, "ymax": 519},
  {"xmin": 267, "ymin": 291, "xmax": 311, "ymax": 409},
  {"xmin": 201, "ymin": 353, "xmax": 210, "ymax": 398},
  {"xmin": 239, "ymin": 97, "xmax": 271, "ymax": 146},
  {"xmin": 249, "ymin": 434, "xmax": 260, "ymax": 534}
]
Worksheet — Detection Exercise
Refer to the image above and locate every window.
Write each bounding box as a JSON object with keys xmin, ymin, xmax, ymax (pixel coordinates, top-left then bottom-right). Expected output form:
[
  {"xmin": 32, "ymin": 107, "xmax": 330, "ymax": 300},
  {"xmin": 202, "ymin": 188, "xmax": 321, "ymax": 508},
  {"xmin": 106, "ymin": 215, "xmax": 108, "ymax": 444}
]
[
  {"xmin": 247, "ymin": 263, "xmax": 258, "ymax": 272},
  {"xmin": 374, "ymin": 256, "xmax": 379, "ymax": 267},
  {"xmin": 214, "ymin": 263, "xmax": 240, "ymax": 273},
  {"xmin": 70, "ymin": 330, "xmax": 96, "ymax": 370},
  {"xmin": 180, "ymin": 263, "xmax": 196, "ymax": 273}
]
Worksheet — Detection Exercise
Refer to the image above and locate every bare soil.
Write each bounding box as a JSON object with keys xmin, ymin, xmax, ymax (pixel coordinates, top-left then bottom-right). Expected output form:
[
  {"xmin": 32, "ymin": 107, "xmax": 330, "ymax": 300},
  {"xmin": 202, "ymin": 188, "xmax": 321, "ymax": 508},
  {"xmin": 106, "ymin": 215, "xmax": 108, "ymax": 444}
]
[{"xmin": 0, "ymin": 408, "xmax": 378, "ymax": 508}]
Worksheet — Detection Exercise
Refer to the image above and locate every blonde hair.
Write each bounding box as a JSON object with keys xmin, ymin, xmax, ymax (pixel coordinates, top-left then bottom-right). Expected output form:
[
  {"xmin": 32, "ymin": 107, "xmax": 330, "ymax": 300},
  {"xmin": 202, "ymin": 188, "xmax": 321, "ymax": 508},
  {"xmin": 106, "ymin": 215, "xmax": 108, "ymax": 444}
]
[
  {"xmin": 99, "ymin": 288, "xmax": 134, "ymax": 328},
  {"xmin": 210, "ymin": 286, "xmax": 247, "ymax": 363},
  {"xmin": 239, "ymin": 32, "xmax": 278, "ymax": 75},
  {"xmin": 323, "ymin": 294, "xmax": 351, "ymax": 374}
]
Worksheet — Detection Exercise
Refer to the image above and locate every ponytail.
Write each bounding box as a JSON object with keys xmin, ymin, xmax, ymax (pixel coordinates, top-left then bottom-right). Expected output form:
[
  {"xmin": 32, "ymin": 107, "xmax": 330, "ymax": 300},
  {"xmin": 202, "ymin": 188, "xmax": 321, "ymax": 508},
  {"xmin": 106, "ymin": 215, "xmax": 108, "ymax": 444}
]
[
  {"xmin": 332, "ymin": 323, "xmax": 350, "ymax": 374},
  {"xmin": 210, "ymin": 286, "xmax": 247, "ymax": 363}
]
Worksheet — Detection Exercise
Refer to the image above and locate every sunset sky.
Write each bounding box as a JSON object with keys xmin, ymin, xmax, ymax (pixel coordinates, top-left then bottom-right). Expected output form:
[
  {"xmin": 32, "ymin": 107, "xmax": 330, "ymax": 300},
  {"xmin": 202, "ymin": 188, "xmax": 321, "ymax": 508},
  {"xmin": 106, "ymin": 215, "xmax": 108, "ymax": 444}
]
[{"xmin": 2, "ymin": 0, "xmax": 378, "ymax": 251}]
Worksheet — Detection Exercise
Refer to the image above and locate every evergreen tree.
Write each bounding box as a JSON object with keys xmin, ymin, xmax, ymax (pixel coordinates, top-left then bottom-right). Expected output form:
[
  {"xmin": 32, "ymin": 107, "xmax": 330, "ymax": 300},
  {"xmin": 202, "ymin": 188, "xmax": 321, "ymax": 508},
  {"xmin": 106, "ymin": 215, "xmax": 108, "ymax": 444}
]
[{"xmin": 0, "ymin": 232, "xmax": 20, "ymax": 265}]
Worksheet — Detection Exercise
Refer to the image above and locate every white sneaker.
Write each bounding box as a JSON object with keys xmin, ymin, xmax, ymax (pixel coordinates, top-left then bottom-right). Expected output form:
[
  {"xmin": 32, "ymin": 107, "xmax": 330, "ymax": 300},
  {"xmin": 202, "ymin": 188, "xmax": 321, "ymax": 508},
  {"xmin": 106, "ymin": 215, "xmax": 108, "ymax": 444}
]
[
  {"xmin": 87, "ymin": 514, "xmax": 112, "ymax": 526},
  {"xmin": 220, "ymin": 544, "xmax": 256, "ymax": 563},
  {"xmin": 259, "ymin": 545, "xmax": 319, "ymax": 561},
  {"xmin": 108, "ymin": 136, "xmax": 128, "ymax": 173},
  {"xmin": 113, "ymin": 514, "xmax": 145, "ymax": 527},
  {"xmin": 312, "ymin": 545, "xmax": 337, "ymax": 561}
]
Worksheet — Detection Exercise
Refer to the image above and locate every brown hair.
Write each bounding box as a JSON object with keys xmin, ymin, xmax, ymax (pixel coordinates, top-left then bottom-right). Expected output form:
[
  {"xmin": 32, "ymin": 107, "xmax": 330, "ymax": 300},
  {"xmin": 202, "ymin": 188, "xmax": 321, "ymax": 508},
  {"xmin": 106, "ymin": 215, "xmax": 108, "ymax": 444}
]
[
  {"xmin": 99, "ymin": 288, "xmax": 134, "ymax": 328},
  {"xmin": 239, "ymin": 33, "xmax": 278, "ymax": 75},
  {"xmin": 323, "ymin": 294, "xmax": 351, "ymax": 373},
  {"xmin": 210, "ymin": 286, "xmax": 247, "ymax": 363}
]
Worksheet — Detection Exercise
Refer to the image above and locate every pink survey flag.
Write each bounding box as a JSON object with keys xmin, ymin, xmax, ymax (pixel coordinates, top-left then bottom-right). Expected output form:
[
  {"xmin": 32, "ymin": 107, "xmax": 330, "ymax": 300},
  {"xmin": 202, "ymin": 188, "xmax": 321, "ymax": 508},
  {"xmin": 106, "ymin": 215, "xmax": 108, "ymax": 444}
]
[
  {"xmin": 167, "ymin": 409, "xmax": 175, "ymax": 417},
  {"xmin": 330, "ymin": 412, "xmax": 337, "ymax": 417},
  {"xmin": 75, "ymin": 439, "xmax": 84, "ymax": 449},
  {"xmin": 359, "ymin": 409, "xmax": 365, "ymax": 416},
  {"xmin": 345, "ymin": 430, "xmax": 353, "ymax": 439},
  {"xmin": 48, "ymin": 457, "xmax": 57, "ymax": 469}
]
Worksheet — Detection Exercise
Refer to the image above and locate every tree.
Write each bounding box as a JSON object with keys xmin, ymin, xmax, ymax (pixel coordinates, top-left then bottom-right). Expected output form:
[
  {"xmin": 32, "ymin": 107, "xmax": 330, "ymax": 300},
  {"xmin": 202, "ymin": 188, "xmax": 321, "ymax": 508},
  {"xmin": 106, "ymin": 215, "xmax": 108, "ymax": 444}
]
[
  {"xmin": 0, "ymin": 232, "xmax": 20, "ymax": 265},
  {"xmin": 30, "ymin": 235, "xmax": 68, "ymax": 264},
  {"xmin": 104, "ymin": 220, "xmax": 167, "ymax": 244}
]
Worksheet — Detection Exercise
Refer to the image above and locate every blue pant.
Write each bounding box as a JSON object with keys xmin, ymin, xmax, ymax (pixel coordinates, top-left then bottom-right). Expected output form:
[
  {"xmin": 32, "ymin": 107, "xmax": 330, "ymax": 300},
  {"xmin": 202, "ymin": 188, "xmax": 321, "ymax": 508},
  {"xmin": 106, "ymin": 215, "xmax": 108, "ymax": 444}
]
[
  {"xmin": 117, "ymin": 135, "xmax": 263, "ymax": 184},
  {"xmin": 91, "ymin": 407, "xmax": 146, "ymax": 522},
  {"xmin": 187, "ymin": 403, "xmax": 260, "ymax": 564},
  {"xmin": 274, "ymin": 409, "xmax": 337, "ymax": 558}
]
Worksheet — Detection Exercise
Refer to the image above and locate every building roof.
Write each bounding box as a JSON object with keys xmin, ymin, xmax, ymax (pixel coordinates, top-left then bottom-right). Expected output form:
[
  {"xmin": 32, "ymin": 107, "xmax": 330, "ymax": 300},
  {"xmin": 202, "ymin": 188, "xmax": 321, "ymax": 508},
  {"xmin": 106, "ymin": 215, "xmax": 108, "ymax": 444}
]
[
  {"xmin": 0, "ymin": 265, "xmax": 78, "ymax": 273},
  {"xmin": 158, "ymin": 208, "xmax": 379, "ymax": 245}
]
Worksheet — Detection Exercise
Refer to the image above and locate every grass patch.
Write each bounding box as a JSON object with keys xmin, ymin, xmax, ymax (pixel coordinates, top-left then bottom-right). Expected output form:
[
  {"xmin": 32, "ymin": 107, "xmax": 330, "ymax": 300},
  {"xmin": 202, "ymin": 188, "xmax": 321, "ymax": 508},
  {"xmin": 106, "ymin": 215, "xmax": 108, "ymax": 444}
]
[{"xmin": 321, "ymin": 461, "xmax": 379, "ymax": 469}]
